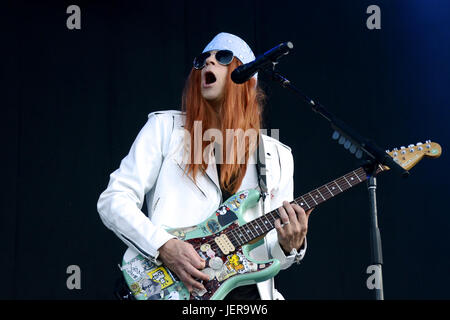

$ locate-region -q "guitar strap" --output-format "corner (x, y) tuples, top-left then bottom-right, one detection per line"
(256, 133), (268, 198)
(255, 133), (275, 300)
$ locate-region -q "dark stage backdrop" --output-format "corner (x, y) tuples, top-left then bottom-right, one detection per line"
(1, 0), (449, 299)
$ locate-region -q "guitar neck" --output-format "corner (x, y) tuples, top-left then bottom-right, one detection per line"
(227, 165), (386, 247)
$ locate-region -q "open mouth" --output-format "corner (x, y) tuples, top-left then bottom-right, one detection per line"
(204, 71), (217, 85)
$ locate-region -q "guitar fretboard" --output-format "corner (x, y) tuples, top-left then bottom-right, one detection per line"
(226, 165), (385, 248)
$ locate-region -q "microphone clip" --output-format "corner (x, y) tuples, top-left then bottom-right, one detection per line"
(261, 67), (291, 88)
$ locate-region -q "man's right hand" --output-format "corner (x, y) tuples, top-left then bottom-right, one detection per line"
(158, 238), (209, 293)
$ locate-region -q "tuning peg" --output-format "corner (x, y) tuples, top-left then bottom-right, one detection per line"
(393, 152), (398, 157)
(385, 149), (390, 153)
(408, 144), (414, 148)
(400, 146), (406, 149)
(416, 142), (423, 145)
(425, 140), (431, 144)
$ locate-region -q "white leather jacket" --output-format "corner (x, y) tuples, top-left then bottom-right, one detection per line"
(97, 110), (307, 300)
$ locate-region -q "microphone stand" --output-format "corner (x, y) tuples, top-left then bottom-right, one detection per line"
(260, 65), (409, 300)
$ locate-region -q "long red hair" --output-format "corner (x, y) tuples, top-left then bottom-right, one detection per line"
(181, 58), (266, 195)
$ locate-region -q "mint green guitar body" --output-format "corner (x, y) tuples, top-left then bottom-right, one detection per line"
(120, 189), (281, 300)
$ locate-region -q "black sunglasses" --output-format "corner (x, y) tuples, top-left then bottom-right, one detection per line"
(193, 50), (234, 69)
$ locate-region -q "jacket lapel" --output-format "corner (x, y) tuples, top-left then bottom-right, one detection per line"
(203, 151), (221, 192)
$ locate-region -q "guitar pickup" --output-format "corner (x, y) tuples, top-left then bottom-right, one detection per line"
(214, 234), (235, 255)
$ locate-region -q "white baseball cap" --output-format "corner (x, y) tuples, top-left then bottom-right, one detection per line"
(202, 32), (257, 81)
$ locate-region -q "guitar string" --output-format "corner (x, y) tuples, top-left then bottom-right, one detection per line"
(294, 168), (367, 208)
(191, 168), (368, 252)
(191, 168), (369, 253)
(210, 170), (366, 250)
(198, 174), (368, 254)
(226, 168), (369, 247)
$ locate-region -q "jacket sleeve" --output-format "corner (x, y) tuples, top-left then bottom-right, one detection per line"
(97, 113), (175, 262)
(266, 144), (307, 270)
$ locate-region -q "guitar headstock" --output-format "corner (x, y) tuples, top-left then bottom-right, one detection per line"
(384, 140), (442, 171)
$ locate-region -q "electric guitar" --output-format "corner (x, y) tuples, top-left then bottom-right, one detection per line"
(120, 141), (441, 300)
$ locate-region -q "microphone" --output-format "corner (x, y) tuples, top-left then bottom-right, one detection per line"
(231, 41), (294, 84)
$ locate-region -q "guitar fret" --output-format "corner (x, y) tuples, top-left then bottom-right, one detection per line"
(325, 184), (334, 197)
(231, 229), (240, 244)
(259, 216), (268, 232)
(232, 229), (243, 247)
(230, 236), (240, 248)
(272, 210), (280, 221)
(301, 196), (312, 209)
(263, 215), (274, 230)
(359, 171), (366, 181)
(298, 197), (306, 208)
(248, 222), (257, 238)
(308, 193), (318, 205)
(234, 232), (243, 247)
(347, 173), (357, 185)
(254, 219), (264, 236)
(310, 191), (320, 204)
(227, 230), (239, 247)
(238, 227), (248, 242)
(343, 176), (352, 187)
(353, 170), (362, 182)
(324, 186), (333, 198)
(334, 181), (343, 192)
(316, 189), (326, 201)
(246, 225), (254, 238)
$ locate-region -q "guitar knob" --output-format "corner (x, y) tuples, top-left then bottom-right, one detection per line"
(209, 257), (224, 270)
